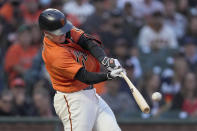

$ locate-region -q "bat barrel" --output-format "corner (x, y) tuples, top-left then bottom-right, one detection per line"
(120, 72), (150, 114)
(144, 107), (150, 114)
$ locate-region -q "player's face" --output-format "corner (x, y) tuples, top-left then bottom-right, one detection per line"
(46, 32), (66, 44)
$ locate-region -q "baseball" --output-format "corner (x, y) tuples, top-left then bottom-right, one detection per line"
(152, 92), (162, 101)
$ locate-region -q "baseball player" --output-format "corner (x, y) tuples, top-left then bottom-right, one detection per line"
(38, 8), (126, 131)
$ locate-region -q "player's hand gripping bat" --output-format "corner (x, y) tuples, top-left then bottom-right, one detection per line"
(120, 72), (150, 114)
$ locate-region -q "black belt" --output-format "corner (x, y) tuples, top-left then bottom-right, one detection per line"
(83, 85), (94, 90)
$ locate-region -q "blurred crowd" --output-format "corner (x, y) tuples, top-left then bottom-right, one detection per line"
(0, 0), (197, 120)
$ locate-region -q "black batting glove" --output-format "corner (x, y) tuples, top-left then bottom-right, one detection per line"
(101, 57), (121, 71)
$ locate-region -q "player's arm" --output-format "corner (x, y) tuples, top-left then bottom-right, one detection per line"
(77, 33), (121, 70)
(75, 67), (124, 85)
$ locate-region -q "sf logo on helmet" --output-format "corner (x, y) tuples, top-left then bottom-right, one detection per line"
(60, 18), (65, 26)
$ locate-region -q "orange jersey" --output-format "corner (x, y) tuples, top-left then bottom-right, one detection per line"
(42, 28), (100, 93)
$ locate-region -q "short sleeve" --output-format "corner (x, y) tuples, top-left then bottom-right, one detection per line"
(52, 50), (82, 79)
(70, 27), (84, 43)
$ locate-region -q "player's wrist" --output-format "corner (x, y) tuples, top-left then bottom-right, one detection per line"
(101, 57), (110, 66)
(106, 72), (113, 80)
(106, 68), (126, 80)
(101, 57), (121, 71)
(101, 57), (115, 71)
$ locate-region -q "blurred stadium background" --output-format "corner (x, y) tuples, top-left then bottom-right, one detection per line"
(0, 0), (197, 130)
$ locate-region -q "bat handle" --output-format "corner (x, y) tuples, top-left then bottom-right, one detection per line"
(120, 72), (127, 79)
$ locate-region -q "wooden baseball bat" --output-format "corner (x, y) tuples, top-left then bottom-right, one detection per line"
(120, 72), (150, 114)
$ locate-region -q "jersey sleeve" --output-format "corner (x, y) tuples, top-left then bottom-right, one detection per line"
(52, 50), (83, 79)
(70, 27), (84, 43)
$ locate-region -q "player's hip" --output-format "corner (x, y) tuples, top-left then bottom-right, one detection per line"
(53, 84), (94, 93)
(54, 87), (97, 105)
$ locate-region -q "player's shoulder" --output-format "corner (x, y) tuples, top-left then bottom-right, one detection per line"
(70, 27), (85, 43)
(51, 46), (71, 58)
(44, 46), (71, 64)
(70, 27), (84, 34)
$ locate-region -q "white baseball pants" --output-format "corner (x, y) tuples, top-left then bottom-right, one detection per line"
(54, 89), (121, 131)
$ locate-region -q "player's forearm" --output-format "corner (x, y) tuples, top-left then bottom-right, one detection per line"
(77, 33), (122, 70)
(75, 67), (108, 84)
(85, 41), (106, 62)
(77, 34), (106, 62)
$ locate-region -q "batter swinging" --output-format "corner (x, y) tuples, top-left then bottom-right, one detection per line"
(38, 8), (126, 131)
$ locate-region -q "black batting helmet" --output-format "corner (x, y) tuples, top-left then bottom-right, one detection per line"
(38, 8), (73, 35)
